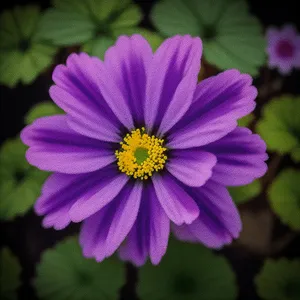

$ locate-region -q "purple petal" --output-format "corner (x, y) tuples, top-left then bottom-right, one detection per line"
(152, 173), (199, 225)
(104, 35), (152, 124)
(21, 116), (115, 174)
(167, 149), (217, 187)
(203, 127), (268, 186)
(51, 53), (123, 142)
(144, 35), (202, 134)
(119, 184), (170, 266)
(79, 182), (143, 261)
(35, 166), (118, 229)
(168, 69), (257, 149)
(69, 170), (129, 222)
(173, 180), (242, 248)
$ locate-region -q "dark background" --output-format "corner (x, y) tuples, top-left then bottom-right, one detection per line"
(1, 0), (300, 300)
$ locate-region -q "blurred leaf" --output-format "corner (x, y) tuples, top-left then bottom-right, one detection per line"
(138, 239), (237, 300)
(238, 114), (254, 127)
(83, 37), (115, 59)
(257, 96), (300, 162)
(151, 0), (266, 75)
(229, 180), (261, 205)
(25, 101), (64, 125)
(35, 236), (125, 300)
(0, 138), (48, 220)
(255, 259), (300, 300)
(113, 27), (163, 50)
(37, 0), (142, 49)
(0, 6), (57, 87)
(269, 169), (300, 230)
(0, 248), (21, 300)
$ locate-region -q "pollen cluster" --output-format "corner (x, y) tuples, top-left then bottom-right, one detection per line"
(115, 128), (167, 180)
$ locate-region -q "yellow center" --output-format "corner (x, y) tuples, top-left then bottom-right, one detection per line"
(115, 128), (167, 180)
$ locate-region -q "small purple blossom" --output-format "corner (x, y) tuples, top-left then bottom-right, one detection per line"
(266, 24), (300, 75)
(21, 35), (267, 266)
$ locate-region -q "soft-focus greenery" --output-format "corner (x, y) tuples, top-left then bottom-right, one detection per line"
(0, 5), (57, 87)
(255, 259), (300, 300)
(25, 101), (64, 125)
(229, 180), (261, 205)
(151, 0), (266, 75)
(138, 239), (237, 300)
(37, 0), (163, 59)
(257, 96), (300, 163)
(35, 236), (125, 300)
(0, 248), (21, 300)
(269, 169), (300, 230)
(0, 138), (48, 220)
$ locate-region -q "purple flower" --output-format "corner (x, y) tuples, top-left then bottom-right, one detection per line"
(266, 24), (300, 75)
(21, 35), (267, 266)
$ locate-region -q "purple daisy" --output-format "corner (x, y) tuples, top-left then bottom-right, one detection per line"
(266, 24), (300, 75)
(21, 35), (267, 266)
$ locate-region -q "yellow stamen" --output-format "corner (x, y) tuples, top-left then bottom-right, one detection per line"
(115, 128), (167, 180)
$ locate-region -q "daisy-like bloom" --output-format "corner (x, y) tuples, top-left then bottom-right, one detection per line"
(266, 24), (300, 75)
(21, 35), (267, 266)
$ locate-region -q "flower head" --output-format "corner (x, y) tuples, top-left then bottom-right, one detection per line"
(266, 24), (300, 75)
(21, 34), (267, 266)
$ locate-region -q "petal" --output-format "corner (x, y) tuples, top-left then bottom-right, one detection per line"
(69, 169), (129, 222)
(21, 115), (116, 174)
(119, 184), (170, 266)
(35, 166), (117, 229)
(152, 173), (199, 225)
(104, 35), (152, 125)
(173, 180), (242, 248)
(79, 182), (143, 261)
(203, 127), (268, 186)
(144, 35), (202, 134)
(168, 69), (257, 149)
(166, 149), (217, 187)
(51, 53), (122, 142)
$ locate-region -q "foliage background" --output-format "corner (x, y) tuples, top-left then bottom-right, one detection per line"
(0, 0), (300, 300)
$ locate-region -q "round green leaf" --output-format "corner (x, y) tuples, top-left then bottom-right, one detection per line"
(25, 101), (64, 125)
(83, 37), (115, 59)
(0, 248), (21, 300)
(257, 96), (300, 162)
(237, 114), (254, 128)
(0, 138), (48, 220)
(35, 236), (125, 300)
(138, 239), (237, 300)
(229, 180), (261, 205)
(151, 0), (266, 75)
(37, 0), (142, 48)
(268, 169), (300, 230)
(113, 27), (164, 50)
(0, 5), (57, 87)
(255, 259), (300, 300)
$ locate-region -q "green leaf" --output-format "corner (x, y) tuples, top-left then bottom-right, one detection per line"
(151, 0), (266, 75)
(113, 27), (164, 50)
(229, 181), (261, 205)
(110, 4), (142, 29)
(0, 248), (21, 300)
(257, 96), (300, 162)
(238, 114), (254, 127)
(268, 169), (300, 230)
(35, 9), (95, 46)
(0, 138), (48, 220)
(138, 239), (237, 300)
(0, 5), (57, 87)
(37, 0), (142, 48)
(255, 259), (300, 300)
(35, 236), (125, 300)
(25, 101), (64, 125)
(83, 37), (115, 59)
